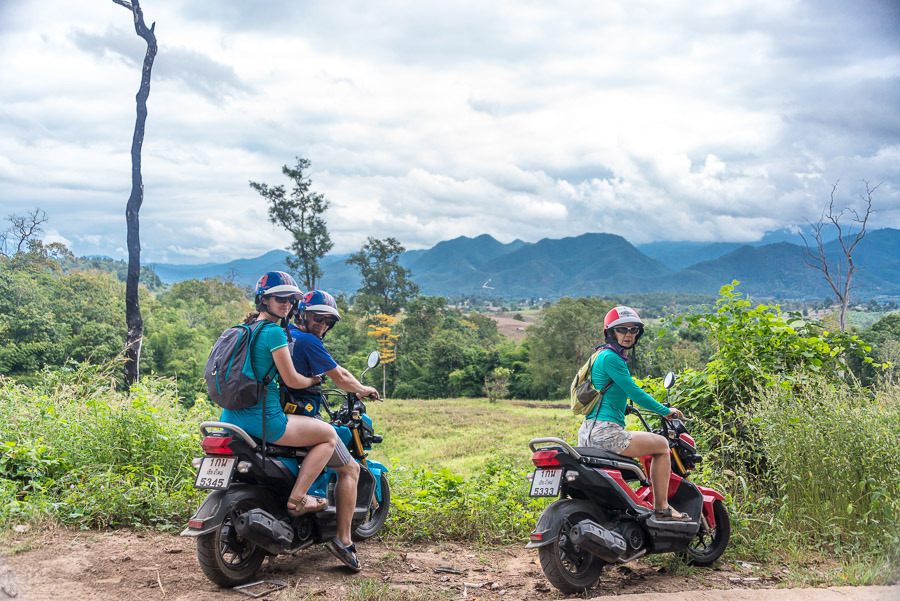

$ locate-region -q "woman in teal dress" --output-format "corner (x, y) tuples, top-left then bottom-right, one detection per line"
(220, 271), (337, 518)
(577, 306), (690, 521)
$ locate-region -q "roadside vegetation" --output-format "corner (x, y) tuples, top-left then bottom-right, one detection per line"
(2, 245), (900, 587)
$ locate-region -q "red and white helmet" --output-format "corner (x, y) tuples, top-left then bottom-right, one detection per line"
(603, 306), (644, 346)
(604, 306), (644, 330)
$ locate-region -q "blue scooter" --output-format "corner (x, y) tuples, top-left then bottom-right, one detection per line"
(181, 351), (389, 587)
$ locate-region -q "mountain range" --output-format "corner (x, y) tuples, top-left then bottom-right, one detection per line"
(147, 228), (900, 300)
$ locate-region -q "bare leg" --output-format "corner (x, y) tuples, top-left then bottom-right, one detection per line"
(620, 431), (686, 518)
(333, 461), (360, 546)
(275, 415), (337, 511)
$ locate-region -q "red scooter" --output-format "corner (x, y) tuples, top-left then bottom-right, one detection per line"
(526, 372), (730, 594)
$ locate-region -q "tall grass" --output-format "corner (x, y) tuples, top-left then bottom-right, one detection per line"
(733, 377), (900, 557)
(0, 361), (215, 530)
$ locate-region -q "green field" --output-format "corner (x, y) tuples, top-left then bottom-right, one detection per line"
(365, 397), (576, 476)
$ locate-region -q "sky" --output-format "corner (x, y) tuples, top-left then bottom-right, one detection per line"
(0, 0), (898, 264)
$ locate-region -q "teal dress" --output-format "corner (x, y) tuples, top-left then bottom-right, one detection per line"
(220, 321), (289, 442)
(587, 349), (670, 425)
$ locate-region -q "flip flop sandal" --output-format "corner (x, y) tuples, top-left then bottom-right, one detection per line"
(326, 538), (362, 572)
(286, 494), (327, 517)
(653, 506), (692, 522)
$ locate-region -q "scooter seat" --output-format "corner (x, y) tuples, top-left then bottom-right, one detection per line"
(246, 435), (310, 458)
(574, 447), (649, 485)
(575, 447), (640, 465)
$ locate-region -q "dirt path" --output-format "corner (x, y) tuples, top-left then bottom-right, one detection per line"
(0, 528), (896, 601)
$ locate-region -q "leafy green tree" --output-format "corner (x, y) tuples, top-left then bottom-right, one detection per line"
(670, 281), (880, 419)
(250, 157), (333, 290)
(526, 297), (616, 398)
(347, 237), (419, 315)
(849, 313), (900, 385)
(143, 278), (251, 402)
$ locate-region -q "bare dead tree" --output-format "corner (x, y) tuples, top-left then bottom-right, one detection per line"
(801, 180), (879, 331)
(0, 208), (48, 257)
(114, 0), (157, 387)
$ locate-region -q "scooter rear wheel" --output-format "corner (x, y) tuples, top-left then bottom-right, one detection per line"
(682, 499), (730, 566)
(537, 508), (607, 594)
(197, 496), (268, 587)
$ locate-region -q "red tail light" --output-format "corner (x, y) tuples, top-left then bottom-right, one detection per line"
(201, 436), (234, 455)
(530, 532), (544, 542)
(532, 450), (560, 467)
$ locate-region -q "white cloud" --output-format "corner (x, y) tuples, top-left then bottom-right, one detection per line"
(0, 0), (897, 263)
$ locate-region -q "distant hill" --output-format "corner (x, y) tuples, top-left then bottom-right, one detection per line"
(638, 225), (841, 270)
(144, 228), (900, 300)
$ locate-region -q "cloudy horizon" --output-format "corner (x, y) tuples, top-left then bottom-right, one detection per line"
(1, 0), (898, 265)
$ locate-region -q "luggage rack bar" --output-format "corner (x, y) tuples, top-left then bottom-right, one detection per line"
(529, 437), (582, 460)
(200, 421), (259, 448)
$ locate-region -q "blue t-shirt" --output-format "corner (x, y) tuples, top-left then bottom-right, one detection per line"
(288, 325), (338, 376)
(220, 321), (289, 442)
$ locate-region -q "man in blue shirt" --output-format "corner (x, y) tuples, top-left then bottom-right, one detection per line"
(288, 290), (379, 571)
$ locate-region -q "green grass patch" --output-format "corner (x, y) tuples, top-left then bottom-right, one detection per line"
(367, 397), (576, 477)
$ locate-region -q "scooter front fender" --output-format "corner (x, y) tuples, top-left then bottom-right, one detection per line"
(179, 484), (281, 537)
(525, 498), (597, 549)
(366, 459), (389, 502)
(697, 485), (726, 529)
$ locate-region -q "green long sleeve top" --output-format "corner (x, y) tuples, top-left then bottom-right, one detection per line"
(587, 349), (670, 427)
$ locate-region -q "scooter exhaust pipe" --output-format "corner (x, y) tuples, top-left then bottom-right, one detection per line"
(568, 520), (628, 563)
(233, 508), (294, 555)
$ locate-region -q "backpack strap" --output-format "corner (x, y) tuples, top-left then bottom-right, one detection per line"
(247, 320), (279, 385)
(586, 349), (615, 420)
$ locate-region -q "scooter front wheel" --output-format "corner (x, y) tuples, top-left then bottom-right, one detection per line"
(537, 506), (606, 594)
(353, 472), (390, 541)
(682, 499), (730, 566)
(197, 495), (268, 587)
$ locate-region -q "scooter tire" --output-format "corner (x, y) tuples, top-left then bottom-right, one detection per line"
(682, 499), (730, 566)
(196, 494), (269, 587)
(353, 473), (390, 541)
(537, 508), (606, 594)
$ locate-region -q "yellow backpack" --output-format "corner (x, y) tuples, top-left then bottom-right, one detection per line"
(569, 348), (614, 415)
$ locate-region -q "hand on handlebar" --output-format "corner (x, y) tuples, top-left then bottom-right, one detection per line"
(356, 386), (380, 401)
(665, 407), (685, 420)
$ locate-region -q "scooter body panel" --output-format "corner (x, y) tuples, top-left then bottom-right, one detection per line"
(180, 483), (281, 537)
(525, 498), (599, 549)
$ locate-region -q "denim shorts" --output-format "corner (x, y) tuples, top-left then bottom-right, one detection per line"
(578, 419), (633, 453)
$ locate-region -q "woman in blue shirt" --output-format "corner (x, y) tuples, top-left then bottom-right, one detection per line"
(220, 272), (337, 518)
(577, 306), (690, 521)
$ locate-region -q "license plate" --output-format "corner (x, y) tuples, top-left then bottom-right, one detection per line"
(194, 456), (237, 490)
(529, 468), (563, 497)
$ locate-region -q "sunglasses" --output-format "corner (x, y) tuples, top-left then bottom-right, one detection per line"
(309, 312), (337, 326)
(612, 326), (642, 335)
(269, 295), (294, 304)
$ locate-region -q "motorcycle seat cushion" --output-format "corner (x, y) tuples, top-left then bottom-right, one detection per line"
(575, 446), (642, 467)
(247, 435), (310, 458)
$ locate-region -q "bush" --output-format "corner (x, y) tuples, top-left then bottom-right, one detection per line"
(741, 377), (900, 555)
(0, 360), (215, 530)
(387, 458), (548, 544)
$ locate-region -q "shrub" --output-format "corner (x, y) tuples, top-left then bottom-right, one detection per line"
(0, 360), (215, 530)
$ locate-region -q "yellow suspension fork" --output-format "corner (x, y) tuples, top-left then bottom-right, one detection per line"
(351, 427), (368, 468)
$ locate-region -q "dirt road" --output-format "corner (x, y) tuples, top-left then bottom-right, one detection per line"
(0, 528), (896, 601)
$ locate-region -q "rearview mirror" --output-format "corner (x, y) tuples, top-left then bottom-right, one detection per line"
(663, 371), (676, 389)
(367, 351), (381, 369)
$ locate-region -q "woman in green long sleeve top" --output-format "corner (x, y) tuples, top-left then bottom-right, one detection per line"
(577, 306), (690, 521)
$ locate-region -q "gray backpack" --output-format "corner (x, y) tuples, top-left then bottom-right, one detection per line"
(204, 321), (278, 410)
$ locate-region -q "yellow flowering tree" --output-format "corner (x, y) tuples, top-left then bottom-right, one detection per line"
(367, 314), (399, 397)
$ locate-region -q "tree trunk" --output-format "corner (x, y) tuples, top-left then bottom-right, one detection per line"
(116, 0), (157, 387)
